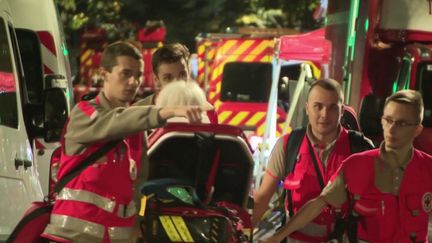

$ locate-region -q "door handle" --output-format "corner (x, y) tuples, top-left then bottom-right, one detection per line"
(14, 158), (32, 170)
(14, 158), (24, 170)
(23, 160), (32, 170)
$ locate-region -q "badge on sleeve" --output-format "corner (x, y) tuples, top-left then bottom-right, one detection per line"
(422, 192), (432, 213)
(129, 158), (137, 180)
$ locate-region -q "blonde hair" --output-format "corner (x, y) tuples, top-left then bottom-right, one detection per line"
(156, 80), (212, 109)
(385, 89), (424, 123)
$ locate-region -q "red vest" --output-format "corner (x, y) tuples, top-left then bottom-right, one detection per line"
(50, 99), (143, 242)
(283, 128), (352, 242)
(344, 149), (432, 243)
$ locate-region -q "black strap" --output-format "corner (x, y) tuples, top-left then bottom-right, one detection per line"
(284, 128), (307, 176)
(194, 132), (217, 203)
(305, 130), (374, 190)
(6, 203), (53, 243)
(306, 138), (325, 188)
(52, 140), (121, 194)
(283, 128), (306, 218)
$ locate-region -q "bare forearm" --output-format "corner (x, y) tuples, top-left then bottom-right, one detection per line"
(252, 199), (270, 227)
(252, 175), (279, 227)
(271, 196), (327, 242)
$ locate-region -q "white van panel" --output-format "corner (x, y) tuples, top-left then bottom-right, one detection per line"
(7, 0), (73, 196)
(0, 3), (43, 239)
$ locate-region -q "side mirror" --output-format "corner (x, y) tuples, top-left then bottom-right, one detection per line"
(43, 88), (68, 142)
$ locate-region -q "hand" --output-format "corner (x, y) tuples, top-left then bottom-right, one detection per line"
(159, 106), (203, 123)
(180, 106), (202, 123)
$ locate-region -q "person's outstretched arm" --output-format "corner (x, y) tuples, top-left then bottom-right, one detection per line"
(252, 137), (286, 227)
(259, 195), (328, 243)
(259, 170), (348, 243)
(252, 173), (279, 226)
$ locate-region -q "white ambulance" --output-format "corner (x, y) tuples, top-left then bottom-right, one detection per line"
(8, 0), (73, 196)
(0, 0), (71, 240)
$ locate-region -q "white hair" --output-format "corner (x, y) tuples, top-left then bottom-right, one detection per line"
(155, 80), (213, 123)
(156, 80), (212, 109)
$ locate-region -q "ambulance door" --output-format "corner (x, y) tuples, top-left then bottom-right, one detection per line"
(0, 12), (43, 241)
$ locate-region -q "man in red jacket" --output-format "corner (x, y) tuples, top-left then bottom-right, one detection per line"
(261, 89), (432, 243)
(253, 79), (373, 242)
(43, 41), (203, 243)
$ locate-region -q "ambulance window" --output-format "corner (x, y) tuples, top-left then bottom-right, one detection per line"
(0, 19), (18, 128)
(221, 62), (272, 102)
(416, 62), (432, 127)
(16, 29), (43, 104)
(0, 20), (13, 72)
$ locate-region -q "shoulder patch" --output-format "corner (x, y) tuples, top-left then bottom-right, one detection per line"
(422, 192), (432, 213)
(77, 101), (98, 119)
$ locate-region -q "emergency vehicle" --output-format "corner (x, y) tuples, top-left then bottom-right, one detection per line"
(325, 0), (432, 152)
(8, 0), (73, 196)
(75, 22), (166, 101)
(195, 28), (325, 143)
(0, 0), (71, 240)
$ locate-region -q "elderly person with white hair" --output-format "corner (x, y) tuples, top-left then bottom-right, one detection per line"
(155, 80), (217, 123)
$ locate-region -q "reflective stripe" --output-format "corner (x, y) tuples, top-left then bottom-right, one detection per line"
(159, 216), (182, 242)
(355, 202), (379, 214)
(57, 188), (116, 213)
(58, 188), (136, 218)
(51, 214), (104, 238)
(108, 226), (134, 240)
(117, 201), (137, 218)
(51, 214), (133, 240)
(171, 216), (194, 242)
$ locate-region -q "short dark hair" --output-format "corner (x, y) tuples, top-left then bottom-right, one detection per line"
(100, 41), (142, 72)
(384, 89), (424, 122)
(152, 43), (190, 74)
(308, 78), (344, 103)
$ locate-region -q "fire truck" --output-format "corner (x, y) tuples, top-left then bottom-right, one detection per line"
(75, 22), (166, 102)
(325, 0), (432, 152)
(195, 28), (325, 144)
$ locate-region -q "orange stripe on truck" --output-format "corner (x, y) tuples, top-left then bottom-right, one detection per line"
(81, 49), (92, 63)
(228, 111), (249, 126)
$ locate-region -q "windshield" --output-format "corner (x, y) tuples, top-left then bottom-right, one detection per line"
(220, 62), (301, 103)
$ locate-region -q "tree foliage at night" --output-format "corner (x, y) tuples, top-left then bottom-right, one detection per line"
(55, 0), (321, 48)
